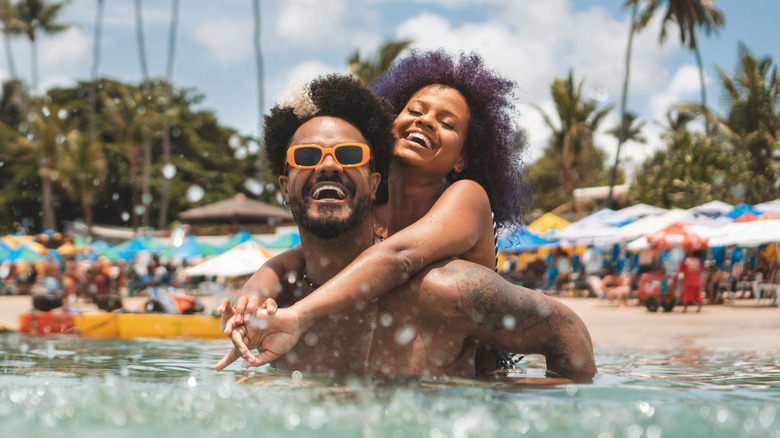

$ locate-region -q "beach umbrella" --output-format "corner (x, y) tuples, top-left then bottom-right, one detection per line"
(646, 223), (708, 251)
(221, 229), (263, 251)
(185, 240), (273, 277)
(115, 236), (169, 254)
(1, 245), (46, 262)
(527, 213), (570, 234)
(163, 236), (223, 260)
(265, 231), (301, 249)
(689, 200), (733, 217)
(498, 226), (557, 252)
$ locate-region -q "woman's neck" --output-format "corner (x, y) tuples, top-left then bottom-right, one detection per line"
(386, 161), (447, 235)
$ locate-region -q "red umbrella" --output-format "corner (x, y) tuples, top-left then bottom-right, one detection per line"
(646, 223), (708, 251)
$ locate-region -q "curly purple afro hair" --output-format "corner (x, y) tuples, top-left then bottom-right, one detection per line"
(372, 49), (531, 231)
(264, 74), (395, 182)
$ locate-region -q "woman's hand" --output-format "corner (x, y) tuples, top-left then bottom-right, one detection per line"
(214, 306), (304, 370)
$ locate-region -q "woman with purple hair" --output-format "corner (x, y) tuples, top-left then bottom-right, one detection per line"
(225, 50), (530, 373)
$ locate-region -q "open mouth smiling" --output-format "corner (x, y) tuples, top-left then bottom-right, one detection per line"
(312, 184), (346, 201)
(405, 132), (433, 150)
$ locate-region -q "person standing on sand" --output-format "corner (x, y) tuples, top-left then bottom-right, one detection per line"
(678, 250), (703, 313)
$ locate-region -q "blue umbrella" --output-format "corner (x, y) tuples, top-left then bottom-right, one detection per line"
(164, 236), (223, 260)
(265, 231), (301, 249)
(221, 229), (262, 251)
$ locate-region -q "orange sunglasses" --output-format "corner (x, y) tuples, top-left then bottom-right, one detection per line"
(286, 143), (371, 169)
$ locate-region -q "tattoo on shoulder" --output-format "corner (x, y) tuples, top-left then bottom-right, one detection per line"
(449, 264), (559, 333)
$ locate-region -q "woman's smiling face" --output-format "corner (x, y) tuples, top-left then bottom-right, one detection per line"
(392, 85), (470, 175)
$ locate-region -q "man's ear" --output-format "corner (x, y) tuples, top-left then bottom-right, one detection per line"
(278, 175), (290, 205)
(453, 153), (468, 174)
(369, 172), (381, 201)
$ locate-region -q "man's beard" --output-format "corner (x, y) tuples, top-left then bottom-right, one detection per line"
(288, 193), (372, 240)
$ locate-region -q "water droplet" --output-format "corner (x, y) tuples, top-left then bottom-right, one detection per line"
(42, 106), (51, 117)
(137, 106), (146, 115)
(502, 314), (516, 329)
(57, 108), (68, 120)
(304, 332), (318, 346)
(318, 257), (330, 268)
(186, 185), (205, 202)
(286, 272), (298, 284)
(244, 178), (264, 195)
(121, 212), (130, 222)
(162, 163), (177, 179)
(187, 376), (197, 387)
(228, 134), (241, 149)
(172, 127), (181, 137)
(112, 193), (119, 201)
(234, 146), (248, 160)
(380, 313), (393, 327)
(50, 172), (60, 182)
(247, 140), (260, 154)
(394, 325), (416, 345)
(291, 370), (303, 380)
(716, 409), (729, 423)
(56, 134), (66, 144)
(275, 192), (285, 205)
(134, 205), (146, 215)
(92, 178), (100, 186)
(142, 193), (153, 205)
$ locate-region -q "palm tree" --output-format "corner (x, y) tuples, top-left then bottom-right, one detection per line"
(705, 44), (780, 203)
(535, 69), (613, 212)
(252, 0), (263, 139)
(629, 0), (724, 133)
(0, 0), (19, 79)
(57, 129), (107, 229)
(349, 39), (413, 85)
(158, 0), (179, 229)
(607, 2), (639, 208)
(134, 0), (153, 227)
(12, 0), (71, 231)
(89, 0), (104, 146)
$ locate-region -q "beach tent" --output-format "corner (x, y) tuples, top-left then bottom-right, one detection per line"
(547, 223), (628, 245)
(754, 198), (780, 213)
(689, 200), (733, 217)
(722, 203), (761, 220)
(572, 208), (635, 227)
(178, 193), (293, 224)
(1, 245), (46, 262)
(707, 219), (780, 247)
(527, 213), (570, 234)
(617, 209), (691, 240)
(617, 203), (667, 219)
(185, 240), (273, 277)
(498, 226), (557, 252)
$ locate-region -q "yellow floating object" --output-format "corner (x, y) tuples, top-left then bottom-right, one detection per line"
(20, 312), (224, 339)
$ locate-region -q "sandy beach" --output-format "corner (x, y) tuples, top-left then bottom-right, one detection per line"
(1, 294), (778, 353)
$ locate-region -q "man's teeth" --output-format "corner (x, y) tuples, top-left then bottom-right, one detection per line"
(312, 185), (346, 200)
(407, 132), (432, 149)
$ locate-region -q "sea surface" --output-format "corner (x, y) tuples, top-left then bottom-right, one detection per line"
(0, 334), (778, 437)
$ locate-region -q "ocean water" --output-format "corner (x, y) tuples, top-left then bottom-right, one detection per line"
(0, 334), (778, 438)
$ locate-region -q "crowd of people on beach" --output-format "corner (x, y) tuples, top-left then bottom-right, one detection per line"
(498, 242), (780, 309)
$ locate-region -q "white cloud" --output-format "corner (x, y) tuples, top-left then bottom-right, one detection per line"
(276, 0), (348, 48)
(650, 64), (701, 123)
(193, 17), (254, 63)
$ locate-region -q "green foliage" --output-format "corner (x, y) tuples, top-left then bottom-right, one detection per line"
(531, 69), (613, 212)
(0, 78), (267, 232)
(629, 130), (753, 208)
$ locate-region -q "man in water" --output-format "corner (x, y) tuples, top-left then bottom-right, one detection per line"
(217, 75), (596, 381)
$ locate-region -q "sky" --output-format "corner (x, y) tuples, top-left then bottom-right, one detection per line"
(2, 0), (778, 177)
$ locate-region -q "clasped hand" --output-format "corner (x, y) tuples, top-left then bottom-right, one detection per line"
(214, 296), (303, 370)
